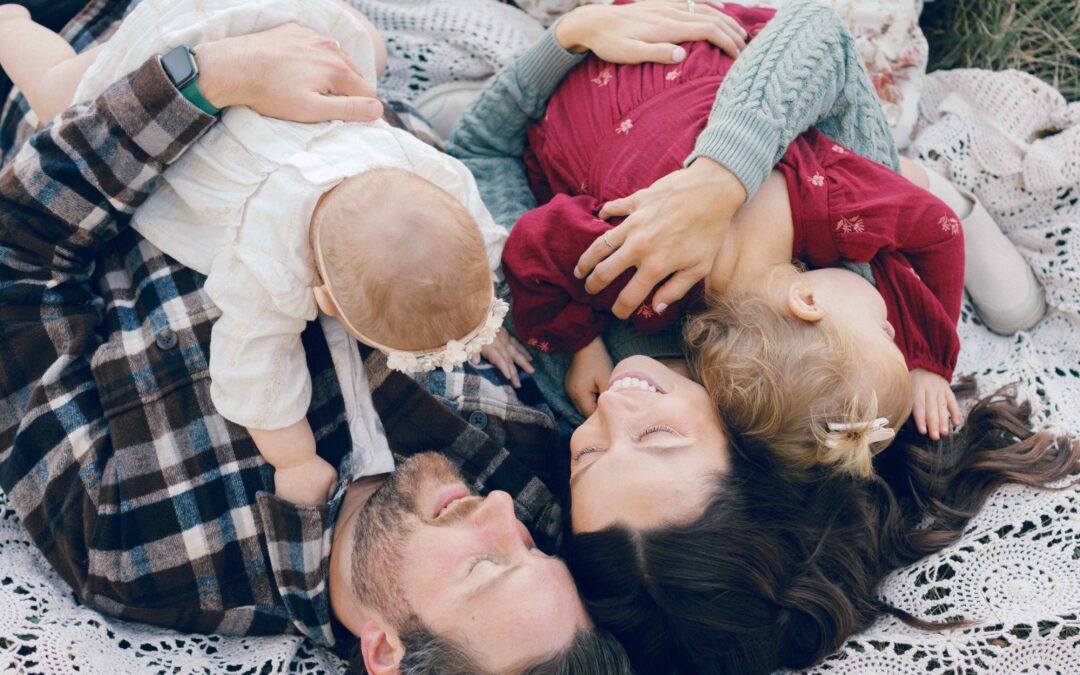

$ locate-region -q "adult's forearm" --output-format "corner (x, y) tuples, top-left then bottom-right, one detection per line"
(0, 57), (212, 397)
(689, 0), (899, 198)
(445, 24), (584, 230)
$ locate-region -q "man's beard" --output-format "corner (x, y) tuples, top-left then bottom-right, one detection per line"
(349, 452), (464, 626)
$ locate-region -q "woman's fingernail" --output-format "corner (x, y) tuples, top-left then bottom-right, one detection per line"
(574, 266), (583, 279)
(364, 101), (382, 118)
(655, 302), (668, 314)
(742, 28), (748, 39)
(672, 46), (686, 63)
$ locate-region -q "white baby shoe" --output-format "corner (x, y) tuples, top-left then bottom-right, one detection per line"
(413, 80), (488, 142)
(925, 168), (1046, 335)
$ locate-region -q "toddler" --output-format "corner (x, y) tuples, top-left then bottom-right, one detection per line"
(502, 3), (967, 477)
(0, 0), (512, 504)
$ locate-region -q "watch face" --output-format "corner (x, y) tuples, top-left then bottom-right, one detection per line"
(161, 46), (197, 89)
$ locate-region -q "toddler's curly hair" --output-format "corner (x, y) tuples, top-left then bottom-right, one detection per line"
(685, 292), (913, 479)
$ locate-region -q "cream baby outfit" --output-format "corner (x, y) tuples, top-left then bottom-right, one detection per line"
(71, 0), (508, 454)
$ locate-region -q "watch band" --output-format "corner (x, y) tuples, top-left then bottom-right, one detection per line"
(161, 45), (221, 116)
(180, 76), (221, 116)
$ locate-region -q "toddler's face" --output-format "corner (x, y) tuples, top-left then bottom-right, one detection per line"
(801, 267), (907, 377)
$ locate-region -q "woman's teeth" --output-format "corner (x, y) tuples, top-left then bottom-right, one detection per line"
(608, 377), (658, 393)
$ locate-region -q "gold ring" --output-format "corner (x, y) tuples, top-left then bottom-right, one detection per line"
(603, 230), (618, 250)
(334, 39), (342, 51)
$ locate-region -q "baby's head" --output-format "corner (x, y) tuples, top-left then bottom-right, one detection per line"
(311, 169), (495, 365)
(686, 268), (912, 479)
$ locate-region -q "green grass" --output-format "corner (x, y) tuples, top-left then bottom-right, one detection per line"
(920, 0), (1080, 101)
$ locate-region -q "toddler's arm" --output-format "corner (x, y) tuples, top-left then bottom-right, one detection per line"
(0, 6), (102, 124)
(249, 420), (338, 505)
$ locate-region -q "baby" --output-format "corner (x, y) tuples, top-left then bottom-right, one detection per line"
(0, 0), (515, 504)
(502, 3), (965, 478)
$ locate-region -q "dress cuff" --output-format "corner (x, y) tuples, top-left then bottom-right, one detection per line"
(686, 106), (783, 199)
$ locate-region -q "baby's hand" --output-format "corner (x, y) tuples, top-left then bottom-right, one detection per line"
(478, 330), (535, 388)
(566, 337), (615, 416)
(274, 455), (338, 506)
(910, 369), (962, 440)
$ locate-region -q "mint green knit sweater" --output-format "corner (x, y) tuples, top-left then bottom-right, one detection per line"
(447, 0), (900, 428)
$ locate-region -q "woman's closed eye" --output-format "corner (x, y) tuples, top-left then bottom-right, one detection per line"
(634, 424), (680, 441)
(572, 446), (601, 463)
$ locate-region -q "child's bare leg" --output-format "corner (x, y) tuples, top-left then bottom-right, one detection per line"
(0, 5), (100, 124)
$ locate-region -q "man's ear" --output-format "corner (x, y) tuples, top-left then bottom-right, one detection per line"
(314, 285), (340, 317)
(360, 619), (405, 675)
(786, 277), (824, 323)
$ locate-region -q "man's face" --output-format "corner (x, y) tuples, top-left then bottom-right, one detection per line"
(351, 453), (590, 672)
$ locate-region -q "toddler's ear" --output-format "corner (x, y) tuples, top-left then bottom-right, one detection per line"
(786, 277), (824, 323)
(314, 285), (340, 317)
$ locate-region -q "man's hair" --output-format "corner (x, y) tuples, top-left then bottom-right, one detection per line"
(685, 291), (912, 480)
(567, 380), (1080, 674)
(347, 617), (634, 674)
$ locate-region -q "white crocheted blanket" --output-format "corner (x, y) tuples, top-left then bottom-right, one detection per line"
(3, 1), (1079, 673)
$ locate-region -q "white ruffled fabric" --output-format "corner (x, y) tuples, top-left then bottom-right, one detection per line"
(73, 0), (507, 432)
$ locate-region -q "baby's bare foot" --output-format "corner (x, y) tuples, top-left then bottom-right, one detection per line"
(0, 4), (31, 22)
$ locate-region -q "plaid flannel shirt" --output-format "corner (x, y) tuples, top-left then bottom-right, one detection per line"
(0, 16), (566, 650)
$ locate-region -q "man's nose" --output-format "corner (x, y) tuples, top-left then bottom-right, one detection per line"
(470, 491), (526, 550)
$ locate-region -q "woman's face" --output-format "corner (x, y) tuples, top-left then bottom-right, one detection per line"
(569, 356), (731, 533)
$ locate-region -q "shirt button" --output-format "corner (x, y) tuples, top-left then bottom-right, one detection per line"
(155, 327), (178, 350)
(468, 411), (488, 430)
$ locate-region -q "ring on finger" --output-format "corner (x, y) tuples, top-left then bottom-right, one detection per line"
(333, 39), (342, 51)
(686, 0), (696, 13)
(603, 230), (618, 250)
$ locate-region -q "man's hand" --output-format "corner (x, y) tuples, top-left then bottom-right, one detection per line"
(576, 157), (746, 319)
(566, 337), (615, 416)
(478, 330), (535, 388)
(556, 0), (747, 64)
(196, 23), (383, 123)
(910, 369), (962, 440)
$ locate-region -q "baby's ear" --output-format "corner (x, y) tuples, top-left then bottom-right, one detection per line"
(786, 277), (824, 323)
(314, 285), (340, 317)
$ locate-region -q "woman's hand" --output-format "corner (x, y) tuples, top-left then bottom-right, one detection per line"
(566, 337), (615, 416)
(910, 369), (962, 440)
(575, 157), (746, 319)
(195, 23), (384, 123)
(556, 0), (747, 64)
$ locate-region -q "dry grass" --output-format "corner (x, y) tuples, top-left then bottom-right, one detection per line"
(920, 0), (1080, 101)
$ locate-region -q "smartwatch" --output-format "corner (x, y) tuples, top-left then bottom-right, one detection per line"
(160, 45), (221, 116)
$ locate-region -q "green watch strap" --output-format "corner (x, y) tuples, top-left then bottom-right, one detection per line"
(179, 78), (221, 116)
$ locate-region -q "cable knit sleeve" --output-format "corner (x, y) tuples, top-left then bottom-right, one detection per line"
(688, 0), (900, 198)
(446, 23), (585, 231)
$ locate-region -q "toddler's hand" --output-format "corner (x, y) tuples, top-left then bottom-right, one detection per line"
(478, 330), (535, 388)
(910, 369), (962, 440)
(274, 455), (338, 506)
(566, 337), (615, 416)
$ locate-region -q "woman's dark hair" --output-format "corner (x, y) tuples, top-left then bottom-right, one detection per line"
(566, 379), (1079, 674)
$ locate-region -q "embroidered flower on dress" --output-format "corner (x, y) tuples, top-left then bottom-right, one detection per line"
(616, 119), (634, 135)
(831, 144), (847, 154)
(939, 215), (960, 235)
(527, 337), (551, 353)
(636, 305), (656, 319)
(592, 69), (613, 87)
(665, 70), (682, 81)
(810, 172), (825, 187)
(836, 215), (865, 234)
